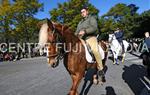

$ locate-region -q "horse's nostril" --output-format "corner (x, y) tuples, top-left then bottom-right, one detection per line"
(51, 63), (57, 68)
(51, 61), (59, 68)
(51, 63), (56, 68)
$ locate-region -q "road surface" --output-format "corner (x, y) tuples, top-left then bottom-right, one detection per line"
(0, 53), (149, 95)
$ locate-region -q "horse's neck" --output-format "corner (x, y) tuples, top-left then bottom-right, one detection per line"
(112, 39), (117, 43)
(61, 31), (83, 54)
(54, 23), (81, 46)
(64, 31), (80, 45)
(111, 39), (119, 47)
(57, 27), (80, 45)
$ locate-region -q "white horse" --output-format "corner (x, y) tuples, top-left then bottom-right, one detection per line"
(108, 33), (129, 64)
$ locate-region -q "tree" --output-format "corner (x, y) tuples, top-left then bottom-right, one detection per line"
(128, 4), (139, 16)
(50, 0), (99, 31)
(12, 0), (43, 42)
(99, 17), (114, 33)
(102, 3), (139, 38)
(0, 0), (14, 42)
(131, 10), (150, 38)
(0, 0), (43, 43)
(104, 3), (131, 22)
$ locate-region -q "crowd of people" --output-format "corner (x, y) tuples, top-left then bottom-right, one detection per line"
(0, 45), (41, 62)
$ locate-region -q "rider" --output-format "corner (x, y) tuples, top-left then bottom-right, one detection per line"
(75, 6), (105, 82)
(114, 28), (125, 54)
(143, 32), (150, 77)
(144, 32), (150, 51)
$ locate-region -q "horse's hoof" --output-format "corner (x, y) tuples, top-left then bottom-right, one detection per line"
(113, 62), (116, 65)
(47, 64), (51, 68)
(93, 78), (99, 85)
(98, 78), (105, 85)
(68, 91), (78, 95)
(98, 81), (104, 85)
(116, 63), (119, 65)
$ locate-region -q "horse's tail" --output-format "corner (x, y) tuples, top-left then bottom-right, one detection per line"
(38, 23), (49, 48)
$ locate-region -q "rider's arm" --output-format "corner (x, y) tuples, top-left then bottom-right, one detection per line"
(75, 25), (79, 36)
(75, 22), (81, 36)
(145, 38), (150, 48)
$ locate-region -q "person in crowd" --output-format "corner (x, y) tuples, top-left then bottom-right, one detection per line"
(140, 32), (150, 78)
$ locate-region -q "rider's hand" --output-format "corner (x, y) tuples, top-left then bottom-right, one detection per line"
(78, 30), (85, 36)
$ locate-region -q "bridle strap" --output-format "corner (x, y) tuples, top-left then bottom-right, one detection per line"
(47, 24), (66, 60)
(110, 34), (115, 43)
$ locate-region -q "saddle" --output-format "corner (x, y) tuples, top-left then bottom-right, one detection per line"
(80, 39), (105, 63)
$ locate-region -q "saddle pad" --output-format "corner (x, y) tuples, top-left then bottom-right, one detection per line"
(83, 43), (105, 63)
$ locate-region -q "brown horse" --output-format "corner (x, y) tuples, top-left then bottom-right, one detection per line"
(38, 19), (108, 95)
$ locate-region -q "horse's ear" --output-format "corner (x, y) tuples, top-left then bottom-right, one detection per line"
(47, 18), (54, 30)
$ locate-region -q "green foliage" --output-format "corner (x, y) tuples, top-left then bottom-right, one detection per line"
(49, 2), (150, 38)
(106, 3), (130, 20)
(131, 10), (150, 38)
(0, 0), (149, 42)
(0, 0), (14, 42)
(50, 0), (99, 31)
(100, 3), (142, 38)
(0, 0), (43, 43)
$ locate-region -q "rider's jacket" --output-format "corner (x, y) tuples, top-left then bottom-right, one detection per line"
(114, 31), (124, 43)
(145, 37), (150, 49)
(75, 14), (98, 40)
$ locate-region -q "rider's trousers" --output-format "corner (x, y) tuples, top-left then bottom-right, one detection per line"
(86, 37), (103, 70)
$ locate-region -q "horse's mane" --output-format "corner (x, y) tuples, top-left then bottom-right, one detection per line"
(53, 22), (73, 34)
(53, 22), (80, 43)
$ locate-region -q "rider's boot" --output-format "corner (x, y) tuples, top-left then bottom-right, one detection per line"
(97, 70), (106, 83)
(115, 58), (119, 65)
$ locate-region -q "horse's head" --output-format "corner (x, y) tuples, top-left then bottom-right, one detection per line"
(38, 19), (64, 68)
(108, 33), (116, 43)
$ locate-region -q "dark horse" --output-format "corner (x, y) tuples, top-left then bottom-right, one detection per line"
(38, 19), (108, 95)
(140, 50), (150, 78)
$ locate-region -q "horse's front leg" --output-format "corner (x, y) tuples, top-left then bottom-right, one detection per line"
(113, 51), (119, 65)
(112, 51), (118, 65)
(121, 53), (125, 63)
(68, 73), (83, 95)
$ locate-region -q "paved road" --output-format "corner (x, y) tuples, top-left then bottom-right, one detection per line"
(0, 53), (149, 95)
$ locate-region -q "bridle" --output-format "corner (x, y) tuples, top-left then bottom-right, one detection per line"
(109, 34), (115, 44)
(47, 24), (65, 60)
